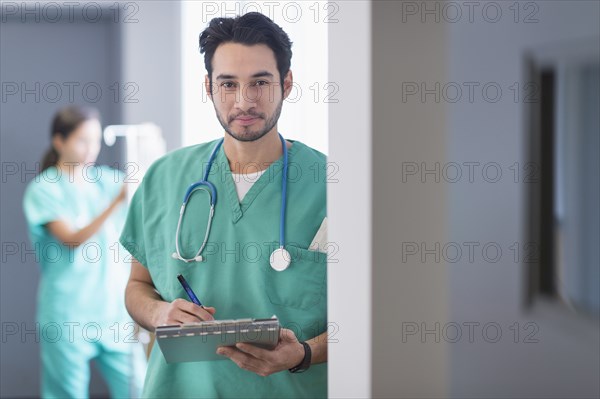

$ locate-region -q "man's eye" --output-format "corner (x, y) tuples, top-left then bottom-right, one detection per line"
(222, 82), (236, 89)
(254, 80), (269, 86)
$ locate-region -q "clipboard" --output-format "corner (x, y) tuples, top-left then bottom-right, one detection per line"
(155, 316), (280, 363)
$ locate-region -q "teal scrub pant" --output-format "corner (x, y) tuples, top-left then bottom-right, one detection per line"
(41, 338), (146, 399)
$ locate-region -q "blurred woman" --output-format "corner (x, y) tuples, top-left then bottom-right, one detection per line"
(22, 106), (145, 398)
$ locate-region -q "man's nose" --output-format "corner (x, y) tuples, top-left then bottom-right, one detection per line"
(234, 84), (258, 110)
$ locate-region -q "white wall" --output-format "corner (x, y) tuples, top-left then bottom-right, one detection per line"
(121, 1), (182, 151)
(327, 1), (372, 397)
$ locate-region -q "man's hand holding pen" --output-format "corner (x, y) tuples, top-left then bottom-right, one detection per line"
(153, 298), (217, 326)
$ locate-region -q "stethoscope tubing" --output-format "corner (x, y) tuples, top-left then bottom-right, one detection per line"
(173, 133), (289, 264)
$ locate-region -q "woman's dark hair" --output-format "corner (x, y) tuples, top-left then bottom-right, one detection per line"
(199, 12), (293, 93)
(40, 105), (100, 172)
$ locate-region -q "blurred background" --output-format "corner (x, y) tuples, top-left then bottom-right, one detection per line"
(1, 1), (598, 398)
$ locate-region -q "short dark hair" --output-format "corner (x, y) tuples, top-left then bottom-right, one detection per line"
(199, 12), (293, 92)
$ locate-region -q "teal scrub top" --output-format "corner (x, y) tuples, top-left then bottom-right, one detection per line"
(119, 139), (328, 398)
(23, 165), (133, 346)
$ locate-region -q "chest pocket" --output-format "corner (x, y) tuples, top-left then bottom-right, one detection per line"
(264, 246), (327, 310)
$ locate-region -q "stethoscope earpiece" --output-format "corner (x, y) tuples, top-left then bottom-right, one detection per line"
(172, 252), (203, 263)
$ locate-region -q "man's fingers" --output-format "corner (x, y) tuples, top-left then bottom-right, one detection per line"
(203, 306), (217, 315)
(217, 347), (264, 374)
(176, 313), (207, 325)
(234, 343), (272, 362)
(279, 328), (298, 342)
(178, 299), (215, 320)
(188, 304), (215, 321)
(171, 299), (215, 321)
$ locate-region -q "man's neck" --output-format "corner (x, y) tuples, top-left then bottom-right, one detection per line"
(223, 130), (292, 174)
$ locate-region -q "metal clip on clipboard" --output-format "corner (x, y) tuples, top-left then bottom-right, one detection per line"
(155, 316), (280, 363)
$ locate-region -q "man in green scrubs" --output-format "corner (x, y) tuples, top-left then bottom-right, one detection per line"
(120, 12), (328, 398)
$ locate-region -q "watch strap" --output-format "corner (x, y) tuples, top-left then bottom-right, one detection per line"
(288, 341), (311, 373)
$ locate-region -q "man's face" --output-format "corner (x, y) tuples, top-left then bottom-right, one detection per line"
(205, 42), (292, 142)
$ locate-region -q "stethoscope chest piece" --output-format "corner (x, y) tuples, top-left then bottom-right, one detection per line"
(270, 247), (291, 272)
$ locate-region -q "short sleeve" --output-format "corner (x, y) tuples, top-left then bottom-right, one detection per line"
(119, 178), (149, 268)
(22, 178), (66, 236)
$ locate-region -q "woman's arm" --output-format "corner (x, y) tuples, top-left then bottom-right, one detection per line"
(46, 183), (126, 247)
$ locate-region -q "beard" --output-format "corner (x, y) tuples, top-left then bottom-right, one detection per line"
(215, 99), (283, 142)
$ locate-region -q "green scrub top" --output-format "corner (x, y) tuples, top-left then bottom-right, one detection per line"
(119, 138), (328, 398)
(22, 165), (132, 347)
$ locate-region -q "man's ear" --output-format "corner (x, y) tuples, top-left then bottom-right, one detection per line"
(204, 74), (214, 102)
(282, 70), (294, 100)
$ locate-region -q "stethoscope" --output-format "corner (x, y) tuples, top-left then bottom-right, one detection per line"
(171, 133), (292, 272)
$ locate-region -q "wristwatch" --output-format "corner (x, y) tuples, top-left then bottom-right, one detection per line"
(288, 341), (311, 373)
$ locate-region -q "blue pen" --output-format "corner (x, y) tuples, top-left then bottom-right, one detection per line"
(177, 274), (205, 309)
